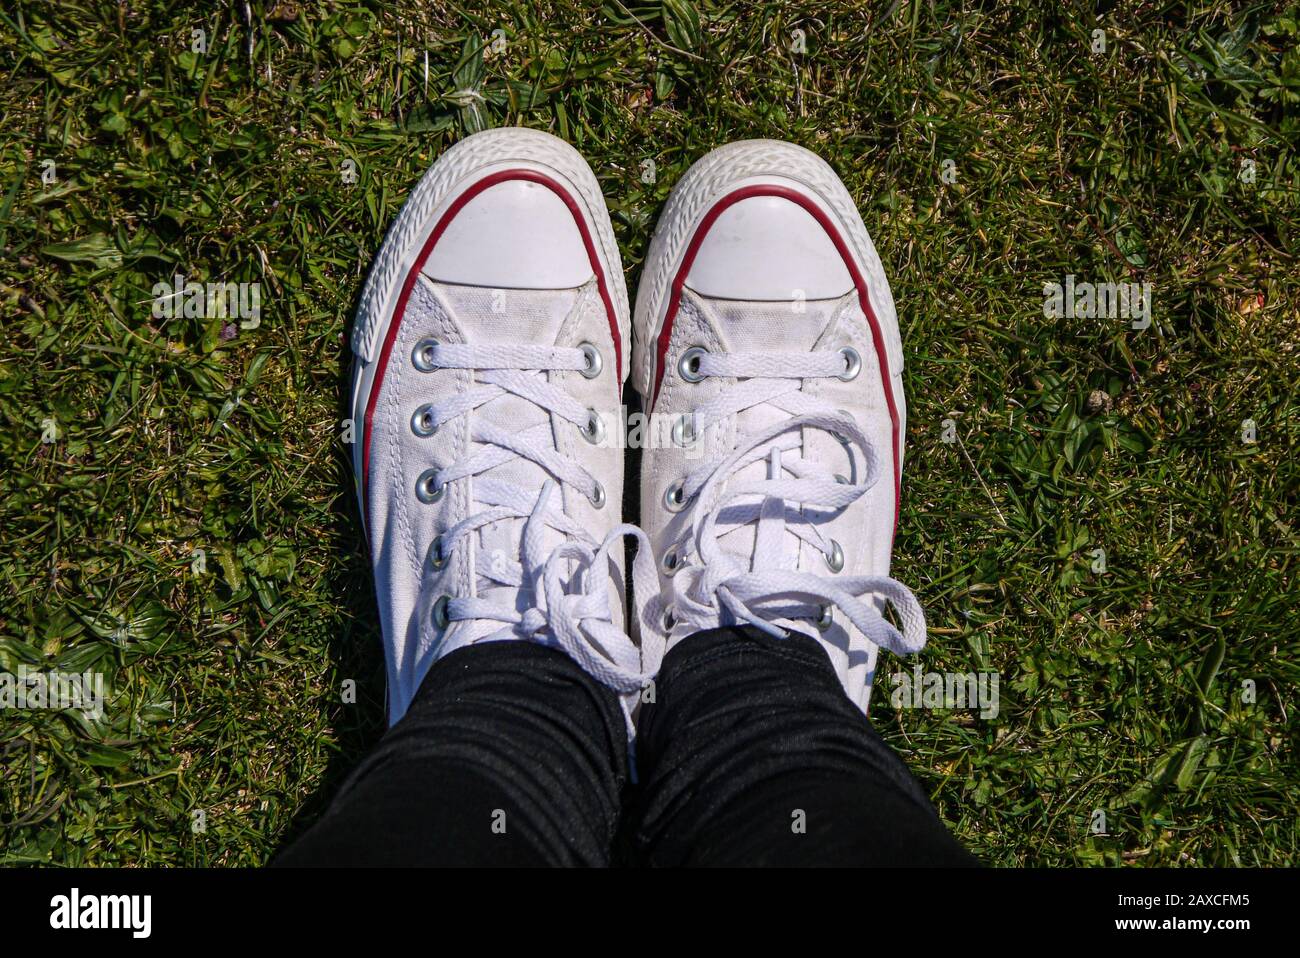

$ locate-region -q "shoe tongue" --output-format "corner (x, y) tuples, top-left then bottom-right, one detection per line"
(430, 282), (581, 640)
(688, 292), (842, 571)
(696, 293), (839, 353)
(434, 283), (578, 343)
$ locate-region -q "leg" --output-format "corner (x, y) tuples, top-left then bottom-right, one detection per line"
(310, 129), (658, 865)
(630, 625), (975, 867)
(629, 138), (969, 865)
(275, 642), (628, 867)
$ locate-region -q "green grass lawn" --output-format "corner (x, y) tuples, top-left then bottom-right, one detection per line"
(1, 0), (1297, 866)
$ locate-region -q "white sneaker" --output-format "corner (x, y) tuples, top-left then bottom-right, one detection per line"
(632, 139), (927, 712)
(350, 128), (656, 728)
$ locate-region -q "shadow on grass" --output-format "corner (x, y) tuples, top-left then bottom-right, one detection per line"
(268, 304), (387, 858)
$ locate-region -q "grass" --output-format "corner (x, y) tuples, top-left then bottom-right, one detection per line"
(1, 0), (1297, 866)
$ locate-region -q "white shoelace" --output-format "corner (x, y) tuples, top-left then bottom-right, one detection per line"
(420, 342), (659, 732)
(651, 348), (927, 658)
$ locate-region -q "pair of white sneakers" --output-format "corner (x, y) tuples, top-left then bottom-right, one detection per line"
(349, 128), (927, 731)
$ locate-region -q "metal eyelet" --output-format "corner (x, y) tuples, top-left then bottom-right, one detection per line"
(431, 595), (450, 629)
(671, 414), (697, 447)
(415, 469), (444, 503)
(578, 342), (603, 379)
(815, 605), (834, 631)
(661, 547), (681, 576)
(410, 404), (438, 437)
(588, 481), (606, 509)
(838, 346), (861, 381)
(824, 539), (844, 573)
(580, 409), (605, 444)
(412, 338), (439, 372)
(663, 480), (689, 512)
(430, 535), (447, 570)
(677, 346), (707, 383)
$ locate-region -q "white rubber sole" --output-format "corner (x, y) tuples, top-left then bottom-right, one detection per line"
(348, 127), (630, 514)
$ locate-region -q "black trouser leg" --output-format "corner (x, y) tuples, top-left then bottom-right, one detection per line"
(630, 625), (976, 867)
(274, 642), (628, 867)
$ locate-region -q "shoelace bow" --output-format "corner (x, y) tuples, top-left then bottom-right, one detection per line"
(651, 348), (927, 657)
(422, 342), (660, 732)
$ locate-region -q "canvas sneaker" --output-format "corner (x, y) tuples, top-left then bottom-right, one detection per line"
(350, 127), (657, 729)
(631, 139), (927, 712)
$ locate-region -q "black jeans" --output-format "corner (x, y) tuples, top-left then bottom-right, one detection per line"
(275, 625), (975, 867)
